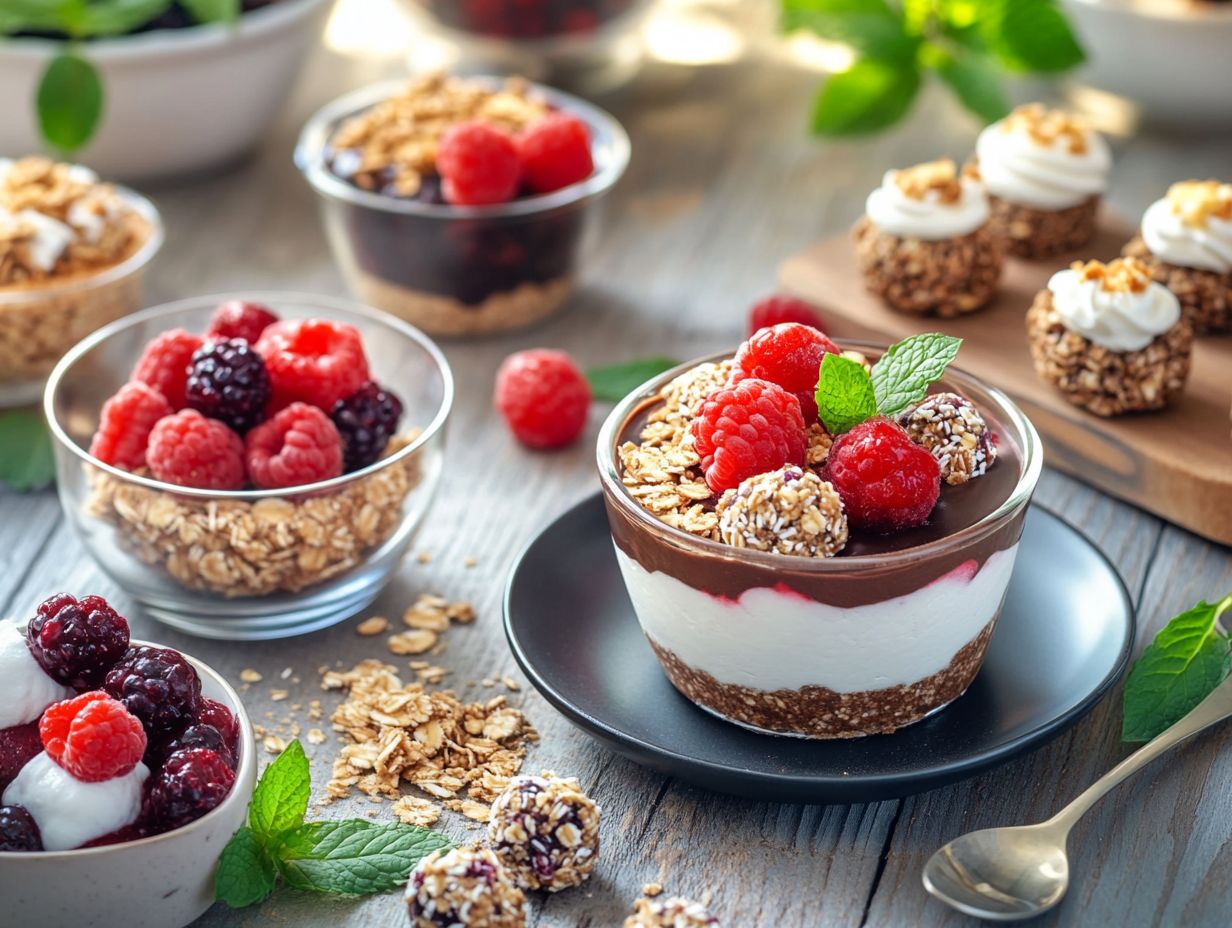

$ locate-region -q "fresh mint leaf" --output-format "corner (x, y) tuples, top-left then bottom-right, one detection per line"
(812, 58), (921, 136)
(930, 46), (1010, 123)
(276, 821), (453, 896)
(586, 357), (680, 403)
(249, 739), (310, 840)
(79, 0), (173, 36)
(36, 52), (103, 153)
(1122, 595), (1232, 742)
(982, 0), (1084, 74)
(180, 0), (241, 24)
(870, 333), (962, 418)
(815, 353), (877, 434)
(0, 409), (56, 492)
(781, 0), (919, 64)
(215, 827), (278, 908)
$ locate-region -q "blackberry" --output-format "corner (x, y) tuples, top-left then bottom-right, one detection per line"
(195, 698), (240, 757)
(26, 592), (130, 689)
(144, 748), (236, 833)
(157, 723), (236, 770)
(331, 381), (403, 471)
(185, 338), (271, 433)
(104, 646), (201, 740)
(0, 805), (42, 852)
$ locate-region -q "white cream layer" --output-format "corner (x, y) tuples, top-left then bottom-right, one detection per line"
(0, 621), (72, 729)
(976, 120), (1110, 210)
(865, 170), (989, 240)
(1047, 267), (1181, 352)
(615, 545), (1018, 694)
(1141, 197), (1232, 274)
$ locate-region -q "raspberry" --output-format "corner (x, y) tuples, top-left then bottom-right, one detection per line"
(731, 323), (841, 422)
(823, 418), (941, 532)
(103, 645), (202, 741)
(517, 113), (594, 194)
(494, 349), (591, 449)
(185, 338), (271, 433)
(245, 402), (344, 489)
(88, 381), (174, 471)
(196, 698), (239, 758)
(0, 723), (42, 792)
(331, 381), (404, 472)
(39, 691), (147, 783)
(0, 805), (42, 852)
(131, 329), (203, 409)
(144, 748), (236, 832)
(147, 409), (245, 490)
(206, 300), (279, 344)
(747, 295), (827, 338)
(255, 319), (370, 412)
(690, 379), (807, 493)
(436, 121), (521, 205)
(26, 592), (130, 689)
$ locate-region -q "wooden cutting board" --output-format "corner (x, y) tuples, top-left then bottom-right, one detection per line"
(778, 218), (1232, 546)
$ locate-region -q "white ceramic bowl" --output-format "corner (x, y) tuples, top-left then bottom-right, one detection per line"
(0, 641), (257, 928)
(1061, 0), (1232, 129)
(0, 0), (332, 180)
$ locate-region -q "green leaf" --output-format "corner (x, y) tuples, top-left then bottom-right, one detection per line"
(815, 353), (877, 434)
(981, 0), (1085, 74)
(812, 58), (921, 136)
(78, 0), (174, 36)
(36, 52), (103, 153)
(249, 739), (310, 840)
(276, 821), (453, 896)
(870, 333), (963, 418)
(781, 0), (919, 63)
(0, 409), (56, 492)
(1122, 595), (1232, 742)
(586, 357), (681, 403)
(215, 827), (278, 909)
(930, 46), (1010, 123)
(180, 0), (241, 24)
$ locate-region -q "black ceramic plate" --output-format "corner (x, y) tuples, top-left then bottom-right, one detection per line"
(504, 494), (1135, 803)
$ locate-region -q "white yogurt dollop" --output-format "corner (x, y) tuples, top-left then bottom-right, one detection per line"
(0, 621), (72, 729)
(1048, 266), (1181, 352)
(865, 169), (989, 240)
(1141, 197), (1232, 274)
(976, 117), (1110, 210)
(3, 752), (148, 850)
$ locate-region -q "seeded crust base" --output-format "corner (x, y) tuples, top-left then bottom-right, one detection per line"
(988, 194), (1099, 259)
(1122, 235), (1231, 334)
(1025, 289), (1193, 417)
(852, 217), (1004, 317)
(647, 621), (996, 739)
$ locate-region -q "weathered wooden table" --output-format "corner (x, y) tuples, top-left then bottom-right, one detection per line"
(4, 28), (1231, 928)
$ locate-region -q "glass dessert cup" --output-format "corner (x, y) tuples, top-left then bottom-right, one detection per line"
(294, 79), (630, 339)
(0, 189), (162, 408)
(44, 293), (452, 640)
(597, 346), (1043, 740)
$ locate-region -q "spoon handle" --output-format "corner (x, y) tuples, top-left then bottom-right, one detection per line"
(1048, 673), (1232, 831)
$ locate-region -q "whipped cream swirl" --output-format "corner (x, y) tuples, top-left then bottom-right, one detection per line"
(1141, 197), (1232, 274)
(0, 620), (72, 729)
(865, 169), (989, 240)
(1048, 265), (1180, 352)
(976, 118), (1110, 211)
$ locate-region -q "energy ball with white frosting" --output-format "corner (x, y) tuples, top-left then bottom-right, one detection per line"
(898, 393), (996, 486)
(1026, 257), (1192, 416)
(1122, 179), (1232, 333)
(624, 896), (719, 928)
(853, 159), (1003, 317)
(487, 773), (600, 892)
(715, 465), (847, 557)
(974, 103), (1111, 258)
(406, 846), (526, 928)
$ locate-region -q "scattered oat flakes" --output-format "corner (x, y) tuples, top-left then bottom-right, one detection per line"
(270, 689), (289, 702)
(644, 883), (664, 898)
(463, 555), (478, 568)
(447, 798), (493, 823)
(240, 669), (263, 683)
(263, 735), (287, 755)
(393, 795), (442, 828)
(357, 616), (389, 636)
(503, 677), (520, 692)
(388, 629), (438, 655)
(307, 728), (327, 745)
(416, 551), (433, 564)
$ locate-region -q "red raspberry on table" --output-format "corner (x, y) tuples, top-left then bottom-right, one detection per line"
(517, 113), (594, 194)
(691, 378), (807, 493)
(255, 319), (370, 412)
(494, 349), (591, 450)
(143, 748), (236, 833)
(747, 295), (827, 338)
(131, 329), (203, 409)
(437, 121), (521, 206)
(731, 322), (841, 423)
(39, 691), (147, 783)
(823, 418), (941, 532)
(206, 300), (279, 344)
(147, 409), (245, 490)
(26, 592), (130, 689)
(245, 402), (344, 489)
(88, 381), (173, 471)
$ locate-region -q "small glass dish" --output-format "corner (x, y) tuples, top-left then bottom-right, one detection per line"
(0, 189), (163, 408)
(294, 78), (630, 338)
(44, 293), (452, 640)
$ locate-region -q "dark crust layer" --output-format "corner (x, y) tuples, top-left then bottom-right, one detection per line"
(648, 621), (997, 739)
(852, 217), (1004, 317)
(1122, 235), (1231, 334)
(988, 194), (1099, 259)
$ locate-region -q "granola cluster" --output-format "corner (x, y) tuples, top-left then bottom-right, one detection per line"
(715, 465), (847, 557)
(1164, 179), (1232, 228)
(1001, 103), (1090, 155)
(488, 773), (601, 892)
(893, 158), (964, 203)
(624, 896), (719, 928)
(898, 392), (997, 486)
(406, 845), (527, 928)
(1072, 256), (1152, 293)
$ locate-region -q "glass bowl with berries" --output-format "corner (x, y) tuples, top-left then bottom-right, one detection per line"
(294, 74), (630, 338)
(43, 293), (452, 639)
(597, 324), (1043, 740)
(0, 592), (255, 928)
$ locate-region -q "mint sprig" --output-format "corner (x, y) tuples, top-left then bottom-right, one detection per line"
(0, 409), (56, 492)
(814, 333), (961, 435)
(1122, 595), (1232, 743)
(215, 739), (452, 908)
(586, 357), (681, 403)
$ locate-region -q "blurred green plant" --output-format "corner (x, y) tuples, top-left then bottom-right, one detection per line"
(0, 0), (241, 153)
(781, 0), (1086, 135)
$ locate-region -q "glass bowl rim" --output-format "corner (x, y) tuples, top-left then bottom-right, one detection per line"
(294, 77), (632, 220)
(43, 290), (454, 501)
(596, 341), (1044, 571)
